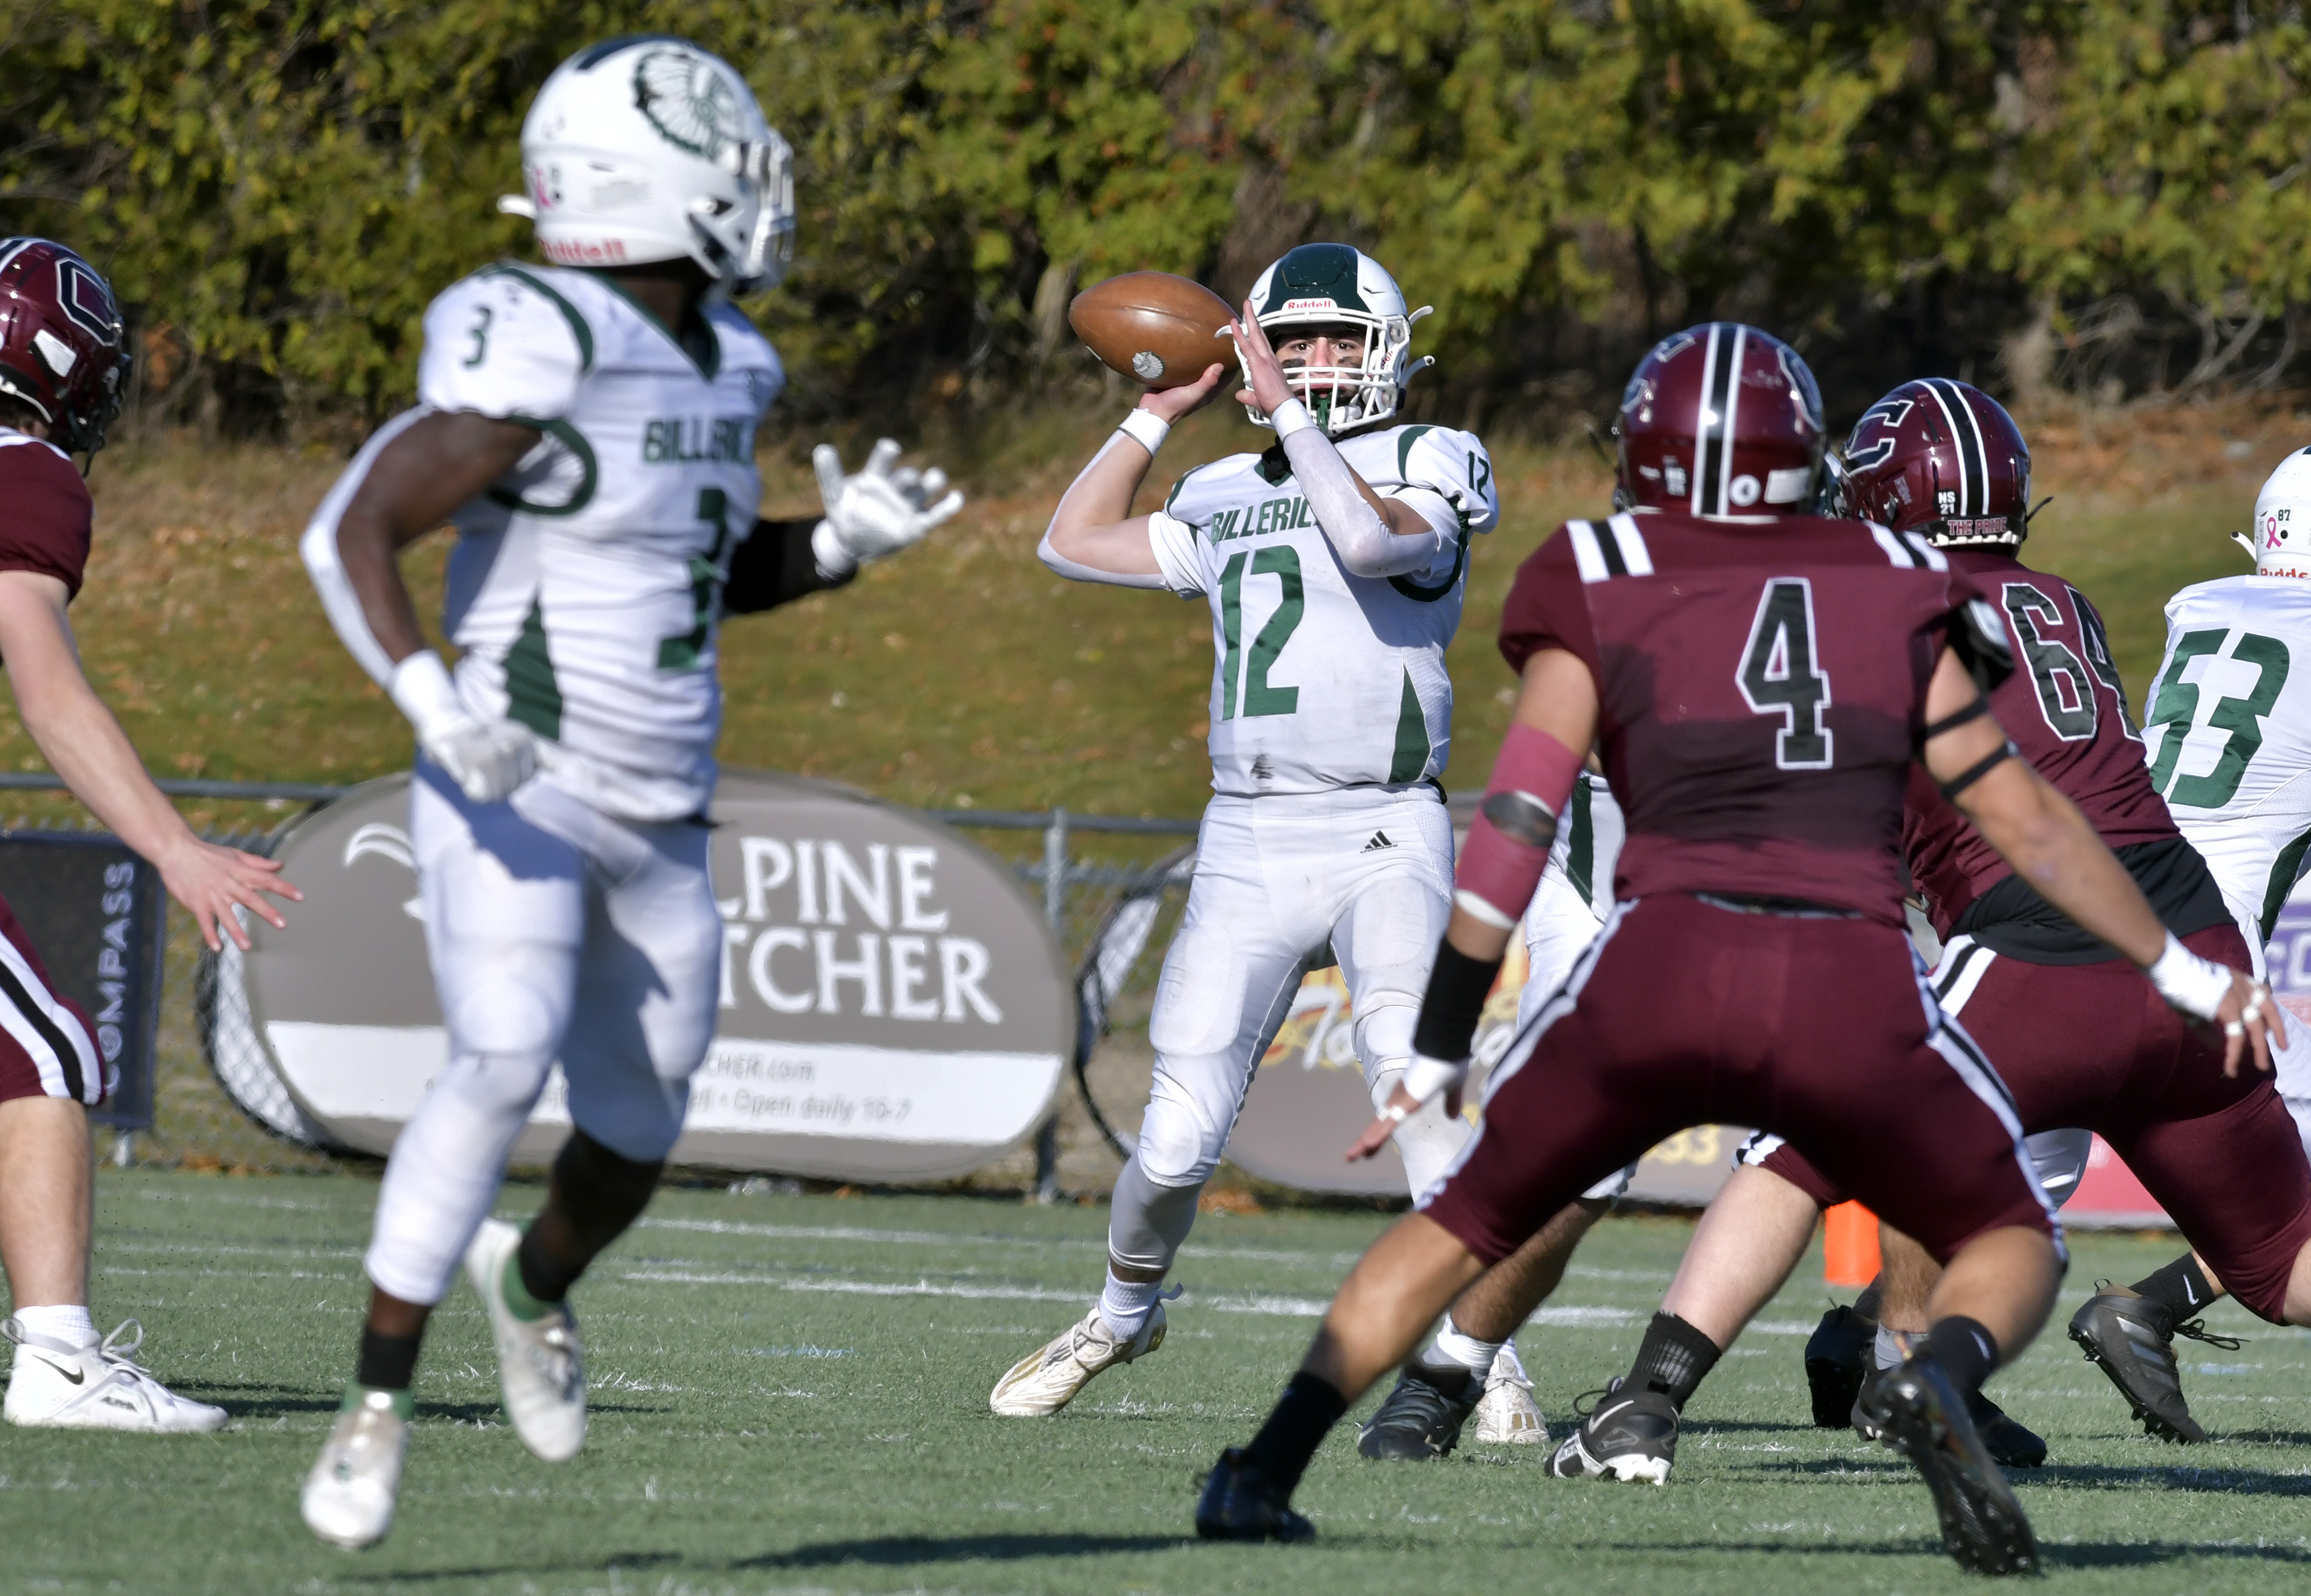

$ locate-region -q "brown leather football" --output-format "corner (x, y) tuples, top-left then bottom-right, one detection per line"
(1068, 272), (1236, 390)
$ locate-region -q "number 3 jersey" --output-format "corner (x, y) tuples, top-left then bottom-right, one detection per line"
(1499, 509), (1994, 928)
(2146, 576), (2311, 961)
(364, 262), (780, 822)
(1145, 424), (1498, 796)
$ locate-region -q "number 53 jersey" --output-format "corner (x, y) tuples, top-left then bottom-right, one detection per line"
(2145, 576), (2311, 959)
(1145, 424), (1498, 797)
(415, 263), (782, 822)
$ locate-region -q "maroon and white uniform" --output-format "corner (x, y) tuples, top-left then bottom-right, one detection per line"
(1418, 509), (2057, 1266)
(0, 429), (106, 1106)
(1752, 550), (2311, 1320)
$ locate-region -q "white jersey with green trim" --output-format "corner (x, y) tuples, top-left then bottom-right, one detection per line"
(2143, 575), (2311, 972)
(415, 262), (783, 821)
(1145, 423), (1498, 797)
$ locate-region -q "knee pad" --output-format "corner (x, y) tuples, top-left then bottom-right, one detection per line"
(1109, 1155), (1202, 1274)
(1354, 1002), (1418, 1087)
(1133, 1082), (1228, 1189)
(567, 1073), (690, 1164)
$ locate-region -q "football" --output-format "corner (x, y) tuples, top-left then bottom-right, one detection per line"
(1068, 271), (1236, 390)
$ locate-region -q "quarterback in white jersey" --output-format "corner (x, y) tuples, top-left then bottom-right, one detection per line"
(293, 39), (960, 1551)
(989, 243), (1500, 1421)
(2145, 446), (2311, 1147)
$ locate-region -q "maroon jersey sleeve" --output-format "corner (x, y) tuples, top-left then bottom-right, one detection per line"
(1498, 529), (1597, 677)
(0, 438), (93, 600)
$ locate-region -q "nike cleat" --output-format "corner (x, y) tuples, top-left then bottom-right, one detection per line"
(301, 1387), (409, 1549)
(1874, 1355), (2039, 1577)
(1804, 1303), (1877, 1429)
(465, 1218), (586, 1462)
(1547, 1378), (1677, 1484)
(2067, 1282), (2223, 1445)
(2, 1317), (228, 1433)
(1195, 1448), (1314, 1542)
(1470, 1344), (1548, 1446)
(1357, 1364), (1477, 1460)
(990, 1303), (1166, 1416)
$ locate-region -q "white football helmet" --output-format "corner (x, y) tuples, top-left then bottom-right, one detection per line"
(496, 36), (796, 295)
(2250, 448), (2311, 578)
(1241, 244), (1432, 436)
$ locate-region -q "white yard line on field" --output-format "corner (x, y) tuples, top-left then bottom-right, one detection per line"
(634, 1215), (1362, 1268)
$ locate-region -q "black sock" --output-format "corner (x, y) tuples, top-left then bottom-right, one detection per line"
(1630, 1312), (1722, 1409)
(2131, 1253), (2217, 1320)
(1920, 1315), (1999, 1396)
(1239, 1372), (1348, 1496)
(517, 1130), (665, 1304)
(355, 1326), (422, 1393)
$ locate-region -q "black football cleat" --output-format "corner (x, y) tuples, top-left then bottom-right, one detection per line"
(2067, 1282), (2226, 1445)
(1805, 1303), (1877, 1429)
(1357, 1364), (1478, 1460)
(1874, 1355), (2039, 1577)
(1853, 1367), (2046, 1469)
(1547, 1378), (1677, 1485)
(1195, 1449), (1314, 1543)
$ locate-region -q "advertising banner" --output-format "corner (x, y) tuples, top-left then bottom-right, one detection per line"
(226, 772), (1071, 1178)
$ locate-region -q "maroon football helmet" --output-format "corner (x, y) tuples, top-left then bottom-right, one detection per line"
(0, 239), (131, 455)
(1834, 378), (2030, 547)
(1614, 322), (1825, 517)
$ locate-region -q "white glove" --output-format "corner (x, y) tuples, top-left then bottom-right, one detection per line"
(810, 437), (965, 576)
(2145, 931), (2239, 1022)
(1394, 1052), (1470, 1115)
(389, 651), (537, 804)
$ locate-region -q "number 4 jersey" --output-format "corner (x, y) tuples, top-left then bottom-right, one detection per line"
(318, 262), (784, 821)
(2146, 576), (2311, 961)
(1146, 423), (1498, 796)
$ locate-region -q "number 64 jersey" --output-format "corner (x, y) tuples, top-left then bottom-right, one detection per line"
(2145, 576), (2311, 966)
(314, 261), (783, 822)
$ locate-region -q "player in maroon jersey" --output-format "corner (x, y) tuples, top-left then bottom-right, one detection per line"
(0, 240), (298, 1431)
(1192, 329), (2277, 1576)
(1536, 380), (2311, 1471)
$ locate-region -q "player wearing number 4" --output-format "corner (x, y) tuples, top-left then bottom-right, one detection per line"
(295, 39), (960, 1550)
(993, 244), (1506, 1420)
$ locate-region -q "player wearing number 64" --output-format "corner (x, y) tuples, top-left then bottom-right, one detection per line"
(294, 36), (961, 1552)
(992, 244), (1504, 1422)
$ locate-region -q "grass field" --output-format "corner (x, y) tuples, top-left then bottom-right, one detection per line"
(4, 1171), (2309, 1594)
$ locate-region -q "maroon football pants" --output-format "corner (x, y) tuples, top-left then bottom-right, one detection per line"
(1421, 894), (2055, 1267)
(1760, 921), (2311, 1322)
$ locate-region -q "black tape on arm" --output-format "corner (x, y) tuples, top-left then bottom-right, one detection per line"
(1412, 938), (1506, 1063)
(1937, 740), (2018, 802)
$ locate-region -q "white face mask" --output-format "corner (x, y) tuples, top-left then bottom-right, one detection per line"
(2253, 449), (2311, 578)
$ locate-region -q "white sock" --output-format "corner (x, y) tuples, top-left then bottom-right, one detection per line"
(1426, 1312), (1505, 1376)
(1875, 1323), (1912, 1372)
(12, 1304), (97, 1351)
(1098, 1274), (1165, 1340)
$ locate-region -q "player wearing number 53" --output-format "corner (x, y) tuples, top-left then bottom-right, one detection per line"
(294, 38), (960, 1550)
(991, 245), (1501, 1420)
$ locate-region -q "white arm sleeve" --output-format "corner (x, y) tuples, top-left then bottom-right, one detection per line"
(1280, 416), (1452, 579)
(300, 405), (436, 689)
(1036, 430), (1184, 591)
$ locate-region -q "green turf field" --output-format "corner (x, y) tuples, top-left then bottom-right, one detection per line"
(5, 1171), (2308, 1593)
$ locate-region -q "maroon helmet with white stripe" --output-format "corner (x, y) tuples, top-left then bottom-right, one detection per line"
(1614, 322), (1825, 518)
(1836, 378), (2030, 547)
(0, 239), (131, 456)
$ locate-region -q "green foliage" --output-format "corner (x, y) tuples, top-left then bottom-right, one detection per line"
(3, 0), (2303, 419)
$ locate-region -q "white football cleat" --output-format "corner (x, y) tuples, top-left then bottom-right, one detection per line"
(990, 1304), (1166, 1416)
(302, 1388), (408, 1549)
(1470, 1342), (1548, 1445)
(465, 1217), (586, 1462)
(3, 1317), (228, 1433)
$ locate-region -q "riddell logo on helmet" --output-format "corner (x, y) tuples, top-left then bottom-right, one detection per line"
(1280, 297), (1339, 312)
(542, 237), (629, 265)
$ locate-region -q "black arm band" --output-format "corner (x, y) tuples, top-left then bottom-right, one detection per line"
(1411, 938), (1506, 1062)
(1916, 695), (1993, 747)
(1937, 740), (2017, 802)
(723, 517), (854, 615)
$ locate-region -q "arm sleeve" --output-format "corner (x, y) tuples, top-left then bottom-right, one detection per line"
(0, 441), (93, 599)
(723, 518), (856, 614)
(299, 407), (436, 689)
(1497, 531), (1596, 676)
(416, 271), (586, 422)
(1280, 425), (1450, 579)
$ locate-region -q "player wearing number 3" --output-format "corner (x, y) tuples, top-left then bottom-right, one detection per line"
(295, 39), (960, 1549)
(993, 245), (1502, 1419)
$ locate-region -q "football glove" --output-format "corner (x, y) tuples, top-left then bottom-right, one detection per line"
(811, 438), (965, 576)
(389, 650), (538, 804)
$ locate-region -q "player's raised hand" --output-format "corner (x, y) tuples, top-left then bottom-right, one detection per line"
(154, 836), (301, 953)
(812, 438), (966, 570)
(1138, 360), (1231, 424)
(2213, 969), (2286, 1077)
(1229, 297), (1294, 418)
(1344, 1076), (1463, 1163)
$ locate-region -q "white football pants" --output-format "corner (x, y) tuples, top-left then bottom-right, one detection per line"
(1515, 850), (1635, 1204)
(1109, 787), (1458, 1271)
(363, 766), (721, 1305)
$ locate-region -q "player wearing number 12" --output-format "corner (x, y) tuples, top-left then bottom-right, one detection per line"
(295, 38), (960, 1549)
(992, 244), (1502, 1421)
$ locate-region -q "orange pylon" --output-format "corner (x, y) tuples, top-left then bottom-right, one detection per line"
(1823, 1201), (1881, 1288)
